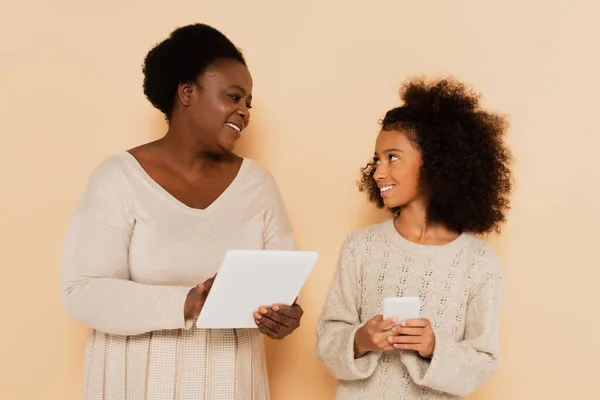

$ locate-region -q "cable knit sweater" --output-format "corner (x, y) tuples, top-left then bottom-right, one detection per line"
(316, 219), (504, 400)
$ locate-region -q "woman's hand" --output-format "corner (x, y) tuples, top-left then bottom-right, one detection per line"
(389, 318), (436, 358)
(183, 275), (216, 320)
(254, 303), (303, 339)
(353, 315), (399, 358)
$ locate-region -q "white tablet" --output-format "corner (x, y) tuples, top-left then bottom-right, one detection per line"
(382, 296), (421, 328)
(196, 249), (318, 329)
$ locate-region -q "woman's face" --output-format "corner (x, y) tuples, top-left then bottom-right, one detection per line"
(372, 128), (424, 209)
(179, 58), (253, 154)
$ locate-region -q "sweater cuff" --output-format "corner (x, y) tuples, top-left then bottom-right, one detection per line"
(345, 324), (381, 380)
(421, 329), (451, 384)
(162, 286), (194, 330)
(403, 327), (451, 388)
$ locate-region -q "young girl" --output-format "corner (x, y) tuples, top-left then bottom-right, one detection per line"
(316, 77), (512, 399)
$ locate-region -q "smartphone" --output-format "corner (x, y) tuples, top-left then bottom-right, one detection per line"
(382, 296), (421, 329)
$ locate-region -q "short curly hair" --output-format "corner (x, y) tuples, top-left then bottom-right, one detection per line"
(142, 23), (246, 120)
(358, 77), (512, 235)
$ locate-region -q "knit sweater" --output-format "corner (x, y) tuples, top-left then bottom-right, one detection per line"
(316, 219), (503, 400)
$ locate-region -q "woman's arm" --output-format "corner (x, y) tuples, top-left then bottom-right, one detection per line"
(60, 160), (193, 336)
(262, 171), (295, 252)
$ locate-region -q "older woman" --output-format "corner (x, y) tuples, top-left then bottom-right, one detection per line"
(61, 23), (302, 400)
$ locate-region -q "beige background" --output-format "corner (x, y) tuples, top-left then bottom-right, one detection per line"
(1, 0), (599, 399)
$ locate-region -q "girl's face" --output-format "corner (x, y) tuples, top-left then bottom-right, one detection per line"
(372, 129), (425, 209)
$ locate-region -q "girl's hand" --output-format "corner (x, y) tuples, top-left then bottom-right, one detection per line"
(389, 318), (435, 358)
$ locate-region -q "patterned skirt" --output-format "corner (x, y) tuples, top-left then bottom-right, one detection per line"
(81, 326), (269, 400)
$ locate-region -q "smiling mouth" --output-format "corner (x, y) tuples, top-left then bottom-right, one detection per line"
(379, 185), (395, 198)
(226, 122), (242, 133)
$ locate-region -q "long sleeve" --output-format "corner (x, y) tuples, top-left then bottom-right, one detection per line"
(262, 172), (295, 251)
(60, 161), (193, 336)
(400, 257), (504, 396)
(315, 235), (381, 381)
(260, 171), (302, 305)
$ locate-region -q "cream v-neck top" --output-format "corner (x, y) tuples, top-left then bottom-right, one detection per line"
(60, 152), (295, 400)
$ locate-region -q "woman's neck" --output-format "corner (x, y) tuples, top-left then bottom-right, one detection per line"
(156, 126), (237, 174)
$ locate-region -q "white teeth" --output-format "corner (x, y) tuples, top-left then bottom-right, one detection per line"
(226, 123), (241, 133)
(380, 185), (394, 192)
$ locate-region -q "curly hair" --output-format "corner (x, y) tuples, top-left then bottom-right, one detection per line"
(142, 23), (246, 120)
(358, 77), (512, 235)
